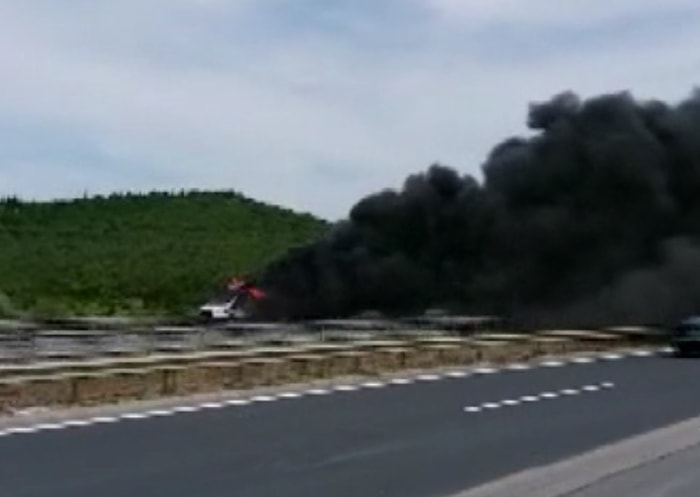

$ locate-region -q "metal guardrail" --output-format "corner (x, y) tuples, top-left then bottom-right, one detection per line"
(0, 316), (505, 364)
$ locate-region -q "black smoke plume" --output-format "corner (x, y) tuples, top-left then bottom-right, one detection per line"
(256, 88), (700, 328)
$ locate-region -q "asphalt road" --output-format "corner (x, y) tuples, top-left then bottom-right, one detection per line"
(569, 441), (700, 497)
(2, 352), (700, 497)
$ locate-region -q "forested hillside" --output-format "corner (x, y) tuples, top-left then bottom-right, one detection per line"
(0, 191), (327, 317)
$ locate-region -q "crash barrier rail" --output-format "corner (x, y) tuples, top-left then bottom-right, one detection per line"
(0, 326), (670, 413)
(0, 318), (671, 365)
(0, 316), (507, 364)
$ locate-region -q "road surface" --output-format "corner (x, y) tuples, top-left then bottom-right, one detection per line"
(1, 350), (700, 497)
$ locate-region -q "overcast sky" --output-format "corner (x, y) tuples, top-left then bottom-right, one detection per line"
(1, 1), (699, 220)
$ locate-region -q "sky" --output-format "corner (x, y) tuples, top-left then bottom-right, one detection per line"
(1, 1), (699, 221)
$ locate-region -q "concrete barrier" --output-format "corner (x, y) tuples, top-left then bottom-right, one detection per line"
(238, 358), (287, 389)
(423, 344), (464, 366)
(469, 340), (516, 363)
(197, 361), (242, 390)
(530, 337), (574, 356)
(0, 329), (660, 412)
(327, 350), (365, 377)
(0, 374), (73, 410)
(74, 369), (164, 405)
(287, 354), (328, 382)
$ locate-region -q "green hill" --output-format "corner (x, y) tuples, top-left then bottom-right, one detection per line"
(0, 190), (328, 317)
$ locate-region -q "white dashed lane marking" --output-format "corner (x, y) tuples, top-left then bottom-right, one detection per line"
(121, 412), (149, 420)
(94, 416), (118, 422)
(277, 392), (302, 399)
(602, 354), (623, 360)
(561, 389), (580, 396)
(417, 374), (441, 381)
(144, 410), (173, 418)
(0, 347), (661, 438)
(474, 367), (498, 374)
(334, 384), (360, 391)
(507, 364), (531, 371)
(463, 381), (616, 414)
(362, 381), (385, 389)
(173, 405), (199, 413)
(63, 420), (92, 428)
(307, 389), (330, 396)
(35, 423), (63, 431)
(445, 371), (470, 378)
(541, 361), (564, 368)
(250, 396), (275, 403)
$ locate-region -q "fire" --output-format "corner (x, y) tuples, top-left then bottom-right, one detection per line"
(227, 276), (267, 300)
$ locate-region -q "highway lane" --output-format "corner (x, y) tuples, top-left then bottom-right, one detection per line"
(569, 441), (700, 497)
(2, 353), (700, 497)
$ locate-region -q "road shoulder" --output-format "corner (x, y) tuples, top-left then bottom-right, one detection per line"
(450, 413), (700, 497)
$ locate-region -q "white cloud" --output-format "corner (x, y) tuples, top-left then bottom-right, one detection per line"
(0, 1), (699, 220)
(424, 0), (700, 26)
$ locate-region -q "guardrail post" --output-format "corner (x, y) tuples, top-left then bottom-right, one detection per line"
(29, 329), (37, 363)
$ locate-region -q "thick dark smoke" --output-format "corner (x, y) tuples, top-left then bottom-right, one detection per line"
(256, 88), (700, 328)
